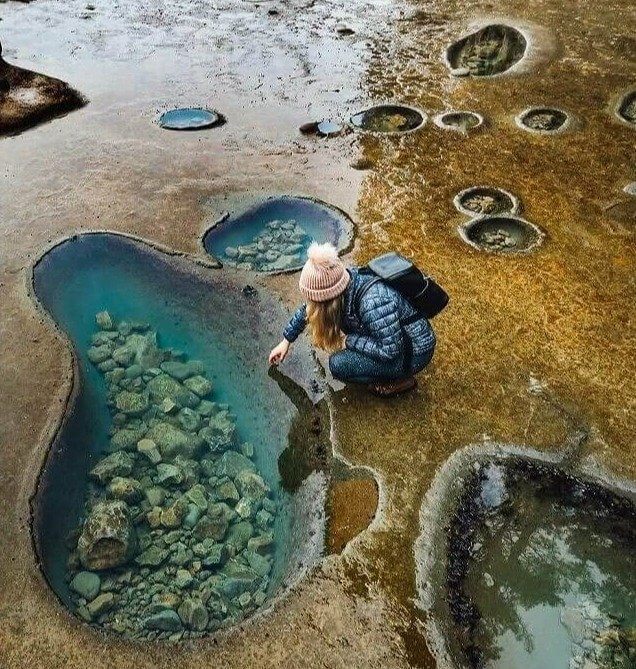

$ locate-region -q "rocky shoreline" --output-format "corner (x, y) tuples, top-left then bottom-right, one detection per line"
(66, 312), (278, 640)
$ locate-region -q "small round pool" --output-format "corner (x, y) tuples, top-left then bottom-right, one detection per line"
(202, 196), (354, 273)
(349, 105), (426, 134)
(158, 108), (224, 131)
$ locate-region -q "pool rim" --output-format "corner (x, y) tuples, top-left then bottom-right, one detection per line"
(453, 185), (521, 218)
(443, 20), (532, 79)
(433, 110), (485, 133)
(514, 105), (574, 135)
(348, 102), (428, 136)
(457, 213), (545, 255)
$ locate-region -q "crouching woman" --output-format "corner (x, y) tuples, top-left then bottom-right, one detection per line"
(268, 242), (436, 397)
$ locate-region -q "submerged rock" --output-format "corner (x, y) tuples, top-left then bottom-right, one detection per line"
(90, 452), (135, 485)
(65, 312), (281, 638)
(69, 571), (101, 600)
(221, 219), (310, 272)
(77, 500), (135, 570)
(144, 609), (183, 632)
(178, 598), (209, 631)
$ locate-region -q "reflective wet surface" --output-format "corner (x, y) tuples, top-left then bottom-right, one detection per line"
(1, 0), (635, 666)
(416, 447), (636, 669)
(457, 458), (635, 668)
(435, 111), (483, 132)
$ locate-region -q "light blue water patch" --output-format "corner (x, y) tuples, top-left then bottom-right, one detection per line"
(31, 233), (326, 639)
(316, 120), (346, 136)
(202, 196), (353, 273)
(158, 107), (222, 130)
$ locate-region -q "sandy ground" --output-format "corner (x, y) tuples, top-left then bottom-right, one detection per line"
(0, 0), (634, 666)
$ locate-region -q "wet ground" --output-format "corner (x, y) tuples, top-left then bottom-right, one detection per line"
(0, 0), (634, 666)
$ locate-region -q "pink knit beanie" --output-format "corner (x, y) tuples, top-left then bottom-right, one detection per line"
(298, 242), (350, 302)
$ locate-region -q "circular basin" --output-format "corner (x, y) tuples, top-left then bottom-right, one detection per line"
(516, 107), (570, 134)
(349, 104), (426, 134)
(454, 186), (520, 217)
(202, 196), (354, 273)
(445, 24), (527, 77)
(158, 107), (224, 131)
(459, 215), (544, 254)
(415, 445), (636, 669)
(616, 90), (636, 126)
(434, 111), (484, 132)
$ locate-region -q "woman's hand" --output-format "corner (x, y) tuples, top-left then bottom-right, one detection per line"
(269, 339), (290, 366)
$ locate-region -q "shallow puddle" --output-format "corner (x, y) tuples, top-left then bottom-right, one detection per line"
(435, 111), (483, 133)
(202, 196), (353, 273)
(454, 187), (519, 217)
(31, 233), (330, 639)
(349, 104), (425, 133)
(416, 448), (636, 669)
(517, 107), (569, 133)
(459, 216), (543, 254)
(158, 108), (224, 131)
(446, 24), (527, 77)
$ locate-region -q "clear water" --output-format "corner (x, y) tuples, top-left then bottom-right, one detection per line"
(202, 196), (351, 273)
(158, 108), (221, 130)
(32, 233), (325, 639)
(459, 460), (636, 669)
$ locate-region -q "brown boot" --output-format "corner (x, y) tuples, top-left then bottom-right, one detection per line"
(368, 376), (417, 397)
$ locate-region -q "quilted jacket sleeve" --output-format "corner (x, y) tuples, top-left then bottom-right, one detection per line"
(283, 304), (307, 342)
(345, 284), (404, 362)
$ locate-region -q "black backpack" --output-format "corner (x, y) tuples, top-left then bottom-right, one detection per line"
(357, 252), (449, 320)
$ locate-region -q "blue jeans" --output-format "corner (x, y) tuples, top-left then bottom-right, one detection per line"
(329, 346), (435, 384)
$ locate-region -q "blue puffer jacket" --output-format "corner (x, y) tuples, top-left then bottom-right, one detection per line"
(283, 268), (436, 362)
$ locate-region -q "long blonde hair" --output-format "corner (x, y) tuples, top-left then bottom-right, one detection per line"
(306, 295), (344, 352)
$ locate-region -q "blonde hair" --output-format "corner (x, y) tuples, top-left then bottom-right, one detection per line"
(306, 295), (345, 352)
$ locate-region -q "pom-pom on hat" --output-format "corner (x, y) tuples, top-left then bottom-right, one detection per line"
(298, 242), (350, 302)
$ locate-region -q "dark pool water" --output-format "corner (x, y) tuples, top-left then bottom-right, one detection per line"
(202, 196), (353, 273)
(446, 24), (527, 77)
(349, 105), (425, 133)
(158, 108), (223, 130)
(460, 216), (542, 253)
(519, 107), (568, 132)
(417, 452), (636, 669)
(31, 233), (326, 639)
(454, 187), (518, 217)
